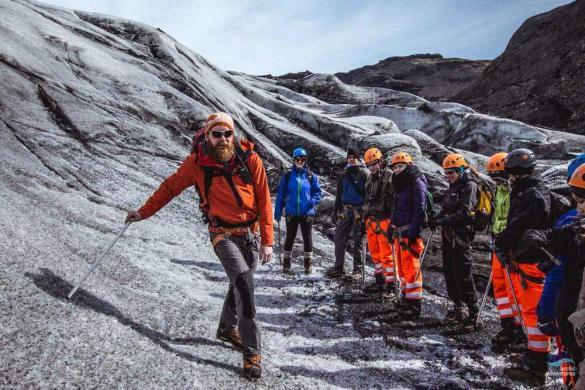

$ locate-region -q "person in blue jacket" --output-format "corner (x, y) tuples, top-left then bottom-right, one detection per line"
(536, 153), (585, 384)
(274, 148), (322, 274)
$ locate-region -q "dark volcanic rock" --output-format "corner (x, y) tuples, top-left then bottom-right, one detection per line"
(335, 54), (490, 102)
(454, 1), (585, 135)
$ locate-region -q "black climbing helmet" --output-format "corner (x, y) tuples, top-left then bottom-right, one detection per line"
(504, 148), (536, 175)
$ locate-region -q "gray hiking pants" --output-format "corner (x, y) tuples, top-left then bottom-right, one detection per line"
(333, 209), (364, 271)
(212, 233), (260, 357)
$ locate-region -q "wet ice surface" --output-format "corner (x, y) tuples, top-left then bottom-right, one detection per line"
(1, 190), (561, 389)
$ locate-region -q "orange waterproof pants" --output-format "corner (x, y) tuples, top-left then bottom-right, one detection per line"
(517, 263), (551, 353)
(491, 252), (515, 320)
(365, 218), (393, 280)
(395, 237), (424, 301)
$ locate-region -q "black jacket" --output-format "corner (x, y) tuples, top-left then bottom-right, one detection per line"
(436, 171), (479, 240)
(550, 223), (585, 319)
(495, 172), (552, 253)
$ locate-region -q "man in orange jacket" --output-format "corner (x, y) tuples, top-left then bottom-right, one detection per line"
(126, 112), (273, 380)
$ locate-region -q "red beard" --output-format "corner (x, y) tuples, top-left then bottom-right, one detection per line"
(211, 140), (235, 163)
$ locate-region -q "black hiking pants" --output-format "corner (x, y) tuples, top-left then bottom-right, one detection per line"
(441, 231), (478, 310)
(284, 215), (313, 253)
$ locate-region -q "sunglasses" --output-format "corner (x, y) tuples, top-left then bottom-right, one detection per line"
(445, 170), (459, 175)
(210, 130), (234, 139)
(294, 157), (306, 162)
(366, 161), (380, 168)
(347, 155), (358, 160)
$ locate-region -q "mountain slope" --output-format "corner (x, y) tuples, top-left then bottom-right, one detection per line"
(454, 0), (585, 134)
(335, 54), (490, 102)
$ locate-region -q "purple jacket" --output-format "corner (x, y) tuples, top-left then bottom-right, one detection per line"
(391, 165), (428, 240)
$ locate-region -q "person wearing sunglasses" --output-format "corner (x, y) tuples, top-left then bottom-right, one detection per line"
(125, 112), (272, 380)
(327, 148), (368, 280)
(361, 148), (395, 295)
(274, 147), (322, 274)
(429, 153), (480, 330)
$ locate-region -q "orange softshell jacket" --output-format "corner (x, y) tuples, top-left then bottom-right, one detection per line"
(139, 140), (274, 246)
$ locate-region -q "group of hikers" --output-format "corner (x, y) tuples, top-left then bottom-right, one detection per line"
(125, 112), (585, 387)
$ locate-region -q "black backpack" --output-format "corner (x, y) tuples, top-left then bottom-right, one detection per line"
(549, 191), (572, 225)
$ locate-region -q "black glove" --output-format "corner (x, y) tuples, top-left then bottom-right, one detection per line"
(428, 218), (438, 230)
(496, 249), (511, 266)
(538, 317), (560, 337)
(408, 236), (417, 247)
(387, 225), (395, 240)
(516, 229), (549, 263)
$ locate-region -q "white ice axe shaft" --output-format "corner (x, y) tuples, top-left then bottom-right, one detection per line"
(68, 223), (130, 299)
(476, 271), (493, 326)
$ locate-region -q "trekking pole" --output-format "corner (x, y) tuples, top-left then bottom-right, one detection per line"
(277, 221), (282, 265)
(361, 234), (367, 288)
(503, 265), (528, 337)
(476, 270), (493, 326)
(413, 229), (434, 282)
(393, 231), (402, 300)
(68, 223), (130, 299)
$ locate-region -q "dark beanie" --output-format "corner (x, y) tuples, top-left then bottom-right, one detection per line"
(347, 147), (358, 158)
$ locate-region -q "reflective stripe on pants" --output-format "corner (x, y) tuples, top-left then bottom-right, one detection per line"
(396, 237), (423, 301)
(491, 252), (514, 320)
(366, 218), (393, 281)
(517, 263), (551, 353)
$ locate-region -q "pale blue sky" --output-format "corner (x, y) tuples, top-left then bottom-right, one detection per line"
(46, 0), (573, 75)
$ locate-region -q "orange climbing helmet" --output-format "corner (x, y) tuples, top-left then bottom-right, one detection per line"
(569, 163), (585, 198)
(442, 153), (468, 170)
(391, 152), (413, 166)
(486, 152), (508, 174)
(364, 148), (383, 164)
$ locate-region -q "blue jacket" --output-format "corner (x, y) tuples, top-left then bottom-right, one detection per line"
(334, 164), (368, 211)
(537, 209), (577, 321)
(391, 165), (428, 240)
(274, 167), (321, 220)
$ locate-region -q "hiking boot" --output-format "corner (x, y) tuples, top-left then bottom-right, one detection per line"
(504, 365), (546, 386)
(398, 300), (421, 320)
(491, 320), (517, 353)
(352, 268), (363, 281)
(457, 305), (480, 332)
(216, 326), (243, 351)
(381, 283), (399, 301)
(326, 267), (345, 278)
(243, 354), (262, 380)
(444, 305), (467, 325)
(304, 258), (312, 274)
(363, 280), (385, 295)
(504, 351), (547, 386)
(283, 256), (291, 273)
(508, 352), (525, 365)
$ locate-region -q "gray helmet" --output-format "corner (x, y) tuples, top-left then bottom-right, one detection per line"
(504, 148), (536, 174)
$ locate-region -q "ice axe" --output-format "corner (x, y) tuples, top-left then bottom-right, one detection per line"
(476, 269), (493, 327)
(68, 223), (130, 299)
